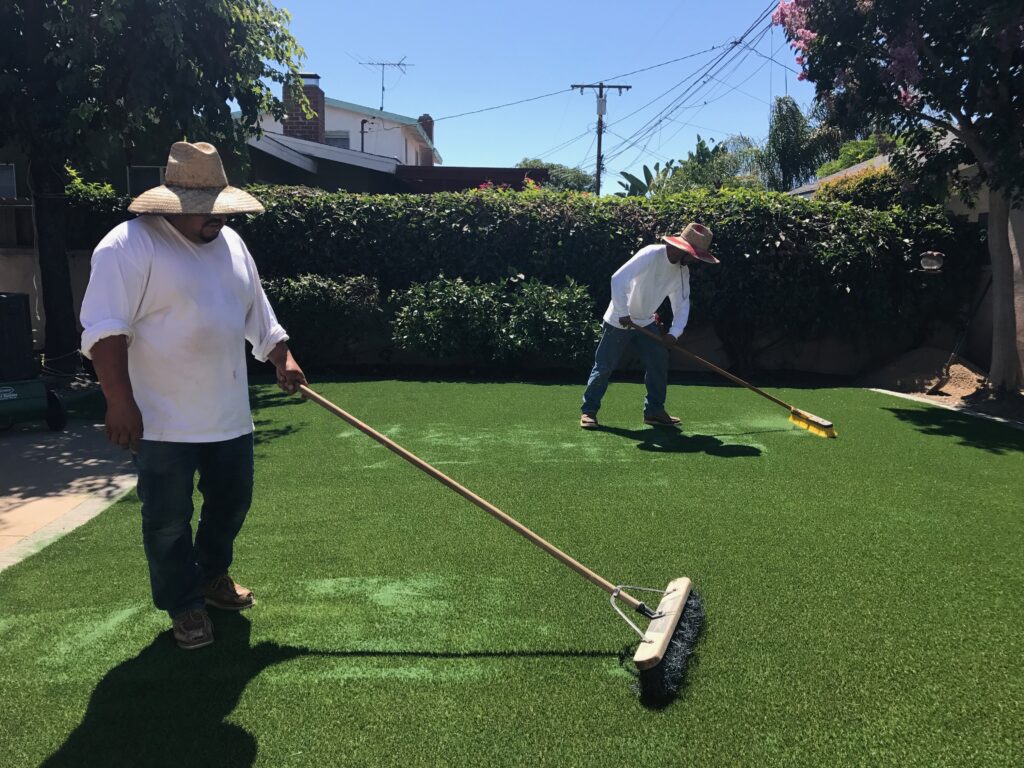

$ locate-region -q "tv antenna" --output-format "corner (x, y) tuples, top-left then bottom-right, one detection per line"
(360, 56), (413, 111)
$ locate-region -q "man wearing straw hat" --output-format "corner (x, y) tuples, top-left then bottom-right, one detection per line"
(80, 141), (306, 650)
(580, 223), (718, 429)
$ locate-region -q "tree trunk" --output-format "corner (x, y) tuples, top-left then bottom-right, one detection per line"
(30, 158), (79, 374)
(986, 190), (1023, 392)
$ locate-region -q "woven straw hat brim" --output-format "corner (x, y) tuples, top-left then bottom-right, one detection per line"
(128, 184), (265, 215)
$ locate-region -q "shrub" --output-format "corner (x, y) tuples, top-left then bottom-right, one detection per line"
(262, 274), (384, 367)
(64, 168), (131, 248)
(391, 275), (600, 365)
(815, 166), (908, 209)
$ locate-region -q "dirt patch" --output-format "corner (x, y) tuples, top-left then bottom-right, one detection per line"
(858, 347), (1024, 425)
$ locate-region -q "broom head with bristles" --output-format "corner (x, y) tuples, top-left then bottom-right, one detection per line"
(789, 408), (837, 438)
(633, 577), (705, 705)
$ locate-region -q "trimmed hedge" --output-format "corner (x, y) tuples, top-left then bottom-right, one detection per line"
(64, 183), (984, 370)
(391, 275), (600, 365)
(262, 274), (385, 366)
(235, 185), (982, 367)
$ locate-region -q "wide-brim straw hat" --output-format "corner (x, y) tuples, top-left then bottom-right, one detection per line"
(128, 141), (264, 215)
(663, 223), (718, 264)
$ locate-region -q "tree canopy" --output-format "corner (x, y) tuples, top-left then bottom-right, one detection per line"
(0, 0), (307, 367)
(516, 159), (595, 193)
(774, 0), (1023, 389)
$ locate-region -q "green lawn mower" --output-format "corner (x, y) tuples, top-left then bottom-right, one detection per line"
(0, 292), (67, 431)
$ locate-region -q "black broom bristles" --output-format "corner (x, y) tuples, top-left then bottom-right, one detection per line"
(637, 591), (705, 707)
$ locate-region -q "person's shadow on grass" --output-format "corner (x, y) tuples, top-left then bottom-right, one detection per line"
(596, 424), (762, 458)
(39, 613), (625, 767)
(39, 611), (301, 768)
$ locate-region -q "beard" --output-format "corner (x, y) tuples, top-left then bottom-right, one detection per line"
(199, 218), (225, 243)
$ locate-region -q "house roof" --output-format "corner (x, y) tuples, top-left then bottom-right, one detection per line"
(323, 97), (442, 164)
(789, 154), (890, 198)
(247, 132), (399, 174)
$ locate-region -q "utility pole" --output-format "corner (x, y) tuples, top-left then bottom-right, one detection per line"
(571, 82), (631, 196)
(360, 56), (413, 111)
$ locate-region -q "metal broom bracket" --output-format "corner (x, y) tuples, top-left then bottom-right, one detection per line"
(611, 585), (667, 641)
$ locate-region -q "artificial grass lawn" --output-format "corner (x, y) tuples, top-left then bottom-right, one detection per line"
(1, 379), (1022, 767)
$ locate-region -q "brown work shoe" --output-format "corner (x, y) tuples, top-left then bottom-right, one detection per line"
(172, 608), (214, 650)
(580, 412), (599, 429)
(643, 411), (681, 427)
(203, 574), (255, 611)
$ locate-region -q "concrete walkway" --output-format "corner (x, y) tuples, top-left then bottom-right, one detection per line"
(0, 418), (136, 572)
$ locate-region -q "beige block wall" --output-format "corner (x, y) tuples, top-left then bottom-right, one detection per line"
(0, 249), (91, 350)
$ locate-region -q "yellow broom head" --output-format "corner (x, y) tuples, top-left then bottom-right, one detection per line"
(789, 408), (837, 438)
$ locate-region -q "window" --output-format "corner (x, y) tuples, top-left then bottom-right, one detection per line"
(0, 164), (15, 198)
(127, 166), (165, 196)
(324, 131), (350, 149)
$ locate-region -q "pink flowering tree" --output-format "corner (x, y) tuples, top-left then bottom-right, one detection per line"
(774, 0), (1024, 392)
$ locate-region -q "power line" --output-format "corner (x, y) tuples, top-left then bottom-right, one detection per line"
(740, 41), (802, 75)
(601, 6), (777, 168)
(598, 43), (731, 83)
(601, 7), (775, 163)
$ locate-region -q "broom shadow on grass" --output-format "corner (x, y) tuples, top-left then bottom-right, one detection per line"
(595, 425), (763, 458)
(39, 612), (629, 768)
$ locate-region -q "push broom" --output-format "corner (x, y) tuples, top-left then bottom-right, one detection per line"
(298, 384), (703, 704)
(629, 324), (837, 438)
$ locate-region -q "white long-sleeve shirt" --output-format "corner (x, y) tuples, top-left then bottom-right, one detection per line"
(602, 244), (691, 337)
(80, 216), (288, 443)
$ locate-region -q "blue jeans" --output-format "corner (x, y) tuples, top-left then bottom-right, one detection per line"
(133, 433), (254, 618)
(581, 322), (669, 416)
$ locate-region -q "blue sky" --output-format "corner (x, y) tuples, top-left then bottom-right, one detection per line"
(275, 0), (816, 186)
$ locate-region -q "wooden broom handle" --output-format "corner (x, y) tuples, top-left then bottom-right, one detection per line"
(298, 384), (645, 612)
(630, 323), (795, 412)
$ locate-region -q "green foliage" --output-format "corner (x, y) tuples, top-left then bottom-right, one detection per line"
(658, 135), (764, 194)
(816, 166), (908, 209)
(757, 96), (840, 192)
(0, 0), (307, 158)
(615, 161), (676, 198)
(64, 168), (130, 248)
(777, 0), (1023, 201)
(262, 274), (384, 367)
(391, 275), (600, 365)
(817, 138), (880, 178)
(516, 159), (595, 193)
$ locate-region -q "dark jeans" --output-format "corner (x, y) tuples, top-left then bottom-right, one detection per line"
(581, 321), (669, 416)
(133, 433), (254, 618)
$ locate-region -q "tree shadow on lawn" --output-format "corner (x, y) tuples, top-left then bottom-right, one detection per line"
(885, 407), (1024, 455)
(596, 425), (763, 458)
(39, 612), (618, 768)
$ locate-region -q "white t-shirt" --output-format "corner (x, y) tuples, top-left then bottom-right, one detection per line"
(602, 244), (691, 337)
(80, 216), (288, 443)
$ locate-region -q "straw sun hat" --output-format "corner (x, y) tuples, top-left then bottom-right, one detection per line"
(662, 223), (719, 264)
(128, 141), (264, 215)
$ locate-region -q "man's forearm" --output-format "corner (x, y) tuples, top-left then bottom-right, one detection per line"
(89, 336), (134, 402)
(266, 341), (292, 369)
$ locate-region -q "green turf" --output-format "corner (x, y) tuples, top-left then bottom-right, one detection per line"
(2, 380), (1022, 767)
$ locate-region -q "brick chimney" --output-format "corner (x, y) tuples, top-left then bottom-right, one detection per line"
(283, 73), (325, 143)
(417, 113), (435, 166)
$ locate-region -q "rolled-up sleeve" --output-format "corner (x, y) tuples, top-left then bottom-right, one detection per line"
(80, 242), (146, 359)
(243, 253), (288, 362)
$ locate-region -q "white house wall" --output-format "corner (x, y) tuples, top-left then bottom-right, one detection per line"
(259, 109), (422, 163)
(323, 106), (415, 160)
